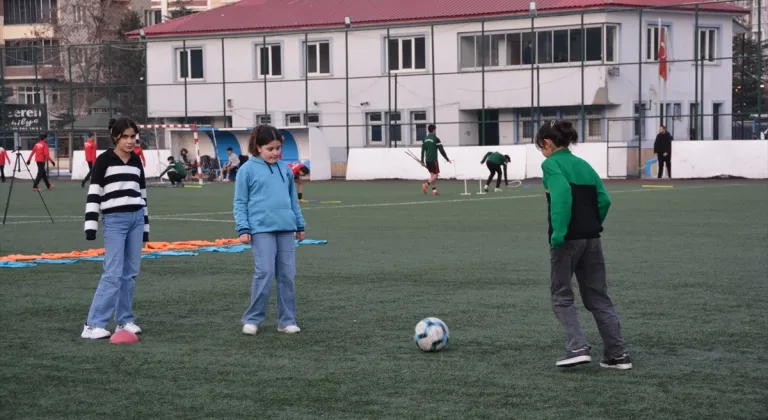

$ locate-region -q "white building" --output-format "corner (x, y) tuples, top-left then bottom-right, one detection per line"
(136, 0), (747, 162)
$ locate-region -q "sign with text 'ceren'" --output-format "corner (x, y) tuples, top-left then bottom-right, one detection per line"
(2, 104), (48, 132)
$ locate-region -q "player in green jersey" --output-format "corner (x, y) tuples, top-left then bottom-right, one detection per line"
(420, 125), (451, 196)
(480, 151), (511, 192)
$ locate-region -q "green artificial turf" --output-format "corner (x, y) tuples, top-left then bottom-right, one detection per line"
(1, 179), (767, 420)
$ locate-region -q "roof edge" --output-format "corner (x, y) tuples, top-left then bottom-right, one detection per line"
(128, 3), (748, 40)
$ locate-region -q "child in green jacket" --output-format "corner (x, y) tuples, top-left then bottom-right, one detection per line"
(536, 120), (631, 371)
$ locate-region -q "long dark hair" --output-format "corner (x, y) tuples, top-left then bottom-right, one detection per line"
(248, 124), (283, 156)
(535, 120), (579, 150)
(108, 117), (139, 145)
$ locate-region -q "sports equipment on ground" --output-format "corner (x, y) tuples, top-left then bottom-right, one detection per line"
(413, 317), (449, 352)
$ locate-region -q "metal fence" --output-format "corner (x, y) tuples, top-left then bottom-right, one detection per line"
(1, 1), (765, 171)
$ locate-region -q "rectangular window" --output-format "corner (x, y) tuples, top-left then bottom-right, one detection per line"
(698, 28), (717, 62)
(411, 111), (428, 142)
(285, 113), (302, 126)
(3, 0), (58, 24)
(387, 36), (426, 71)
(506, 33), (522, 65)
(634, 103), (646, 138)
(388, 112), (402, 143)
(537, 31), (553, 64)
(306, 113), (320, 126)
(604, 25), (618, 63)
(17, 86), (41, 104)
(585, 108), (603, 141)
(256, 44), (282, 77)
(646, 25), (670, 61)
(367, 112), (383, 144)
(569, 29), (583, 62)
(176, 47), (204, 80)
(585, 27), (602, 61)
(4, 39), (59, 66)
(305, 41), (331, 75)
(460, 34), (503, 68)
(145, 9), (162, 25)
(553, 30), (569, 63)
(255, 114), (271, 125)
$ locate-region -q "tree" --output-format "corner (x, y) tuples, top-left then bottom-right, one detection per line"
(31, 0), (134, 118)
(107, 10), (147, 121)
(733, 35), (768, 116)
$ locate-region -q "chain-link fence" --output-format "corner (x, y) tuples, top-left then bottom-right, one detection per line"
(1, 1), (765, 176)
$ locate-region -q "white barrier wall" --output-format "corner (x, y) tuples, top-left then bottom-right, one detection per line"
(0, 150), (58, 180)
(346, 141), (768, 180)
(71, 149), (172, 180)
(671, 141), (768, 179)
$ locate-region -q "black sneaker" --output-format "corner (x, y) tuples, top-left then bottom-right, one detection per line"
(600, 353), (633, 370)
(555, 345), (592, 367)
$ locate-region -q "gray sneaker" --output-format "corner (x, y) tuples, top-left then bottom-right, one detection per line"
(556, 345), (592, 367)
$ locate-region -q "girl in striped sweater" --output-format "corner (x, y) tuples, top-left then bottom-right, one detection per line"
(81, 117), (149, 340)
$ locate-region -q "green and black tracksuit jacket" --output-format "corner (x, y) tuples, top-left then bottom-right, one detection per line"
(421, 134), (449, 163)
(542, 149), (611, 248)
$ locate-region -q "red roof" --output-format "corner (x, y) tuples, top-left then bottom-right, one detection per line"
(134, 0), (747, 38)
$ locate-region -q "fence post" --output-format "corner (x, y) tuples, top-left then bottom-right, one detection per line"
(431, 25), (436, 128)
(262, 36), (268, 120)
(222, 38), (227, 127)
(694, 5), (699, 140)
(183, 39), (188, 123)
(345, 18), (350, 158)
(387, 28), (391, 148)
(108, 43), (113, 119)
(580, 13), (585, 139)
(757, 0), (763, 121)
(481, 20), (486, 146)
(1, 44), (6, 149)
(637, 8), (643, 172)
(304, 32), (309, 127)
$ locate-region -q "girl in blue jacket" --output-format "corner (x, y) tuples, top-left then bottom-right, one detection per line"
(234, 125), (307, 335)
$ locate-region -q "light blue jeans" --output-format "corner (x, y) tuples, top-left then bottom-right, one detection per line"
(86, 209), (144, 328)
(242, 232), (297, 328)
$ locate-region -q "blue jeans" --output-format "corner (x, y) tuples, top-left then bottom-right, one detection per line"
(86, 209), (144, 328)
(242, 232), (297, 328)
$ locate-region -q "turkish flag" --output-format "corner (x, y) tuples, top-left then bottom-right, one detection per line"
(658, 29), (668, 81)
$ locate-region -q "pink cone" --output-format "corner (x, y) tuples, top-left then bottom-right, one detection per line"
(109, 330), (139, 344)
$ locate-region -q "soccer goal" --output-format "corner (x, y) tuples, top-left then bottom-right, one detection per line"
(137, 124), (204, 185)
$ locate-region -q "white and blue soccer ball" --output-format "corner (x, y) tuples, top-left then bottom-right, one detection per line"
(413, 317), (449, 352)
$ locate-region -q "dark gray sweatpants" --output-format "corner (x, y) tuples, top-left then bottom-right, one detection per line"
(550, 238), (626, 359)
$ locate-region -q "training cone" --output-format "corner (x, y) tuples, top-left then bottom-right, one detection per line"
(109, 330), (139, 345)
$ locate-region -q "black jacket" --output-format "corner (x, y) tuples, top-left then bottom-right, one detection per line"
(654, 132), (673, 155)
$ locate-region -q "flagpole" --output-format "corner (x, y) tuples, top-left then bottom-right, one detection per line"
(658, 18), (662, 126)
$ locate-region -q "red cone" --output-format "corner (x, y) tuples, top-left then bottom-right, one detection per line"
(109, 330), (139, 344)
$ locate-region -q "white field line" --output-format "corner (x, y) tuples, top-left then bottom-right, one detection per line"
(0, 183), (747, 226)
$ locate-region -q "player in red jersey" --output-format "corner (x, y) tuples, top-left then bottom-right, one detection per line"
(26, 133), (55, 191)
(287, 162), (310, 203)
(82, 132), (97, 187)
(133, 140), (146, 167)
(0, 145), (11, 182)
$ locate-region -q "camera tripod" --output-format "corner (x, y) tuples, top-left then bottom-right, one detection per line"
(2, 147), (54, 225)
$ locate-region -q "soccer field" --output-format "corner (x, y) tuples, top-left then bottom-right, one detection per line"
(1, 179), (767, 420)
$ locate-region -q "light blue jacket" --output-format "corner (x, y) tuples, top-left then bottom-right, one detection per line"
(233, 157), (306, 235)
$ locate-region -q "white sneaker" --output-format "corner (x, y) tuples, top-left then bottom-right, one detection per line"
(278, 325), (301, 334)
(81, 325), (111, 339)
(115, 322), (142, 335)
(242, 324), (260, 335)
(494, 188), (502, 192)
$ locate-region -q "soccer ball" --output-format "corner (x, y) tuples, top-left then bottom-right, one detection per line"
(413, 317), (449, 352)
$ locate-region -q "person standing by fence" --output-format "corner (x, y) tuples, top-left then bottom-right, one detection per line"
(654, 126), (672, 178)
(82, 133), (97, 188)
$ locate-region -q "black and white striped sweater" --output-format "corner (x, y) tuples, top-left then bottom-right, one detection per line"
(84, 149), (149, 241)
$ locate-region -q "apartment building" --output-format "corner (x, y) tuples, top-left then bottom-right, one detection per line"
(144, 0), (239, 26)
